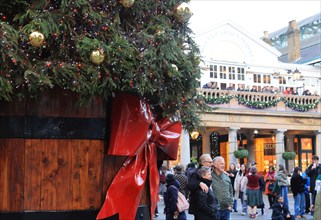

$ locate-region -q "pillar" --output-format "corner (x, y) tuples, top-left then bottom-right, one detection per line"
(286, 134), (295, 173)
(245, 130), (255, 165)
(315, 130), (321, 159)
(180, 131), (191, 167)
(276, 129), (287, 169)
(202, 132), (211, 154)
(228, 127), (239, 165)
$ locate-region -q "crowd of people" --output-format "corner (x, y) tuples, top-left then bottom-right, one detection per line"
(201, 81), (319, 96)
(157, 154), (321, 220)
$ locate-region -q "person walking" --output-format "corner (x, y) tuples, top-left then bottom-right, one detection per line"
(264, 165), (276, 209)
(186, 154), (213, 220)
(227, 163), (238, 212)
(174, 165), (189, 198)
(290, 167), (306, 218)
(194, 166), (219, 220)
(211, 156), (233, 220)
(234, 164), (247, 215)
(275, 164), (289, 209)
(246, 166), (263, 219)
(163, 174), (187, 220)
(306, 155), (321, 212)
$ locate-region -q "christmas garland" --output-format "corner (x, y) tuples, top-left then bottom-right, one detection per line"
(203, 94), (321, 112)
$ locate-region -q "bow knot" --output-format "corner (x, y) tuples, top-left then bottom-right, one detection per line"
(97, 93), (182, 220)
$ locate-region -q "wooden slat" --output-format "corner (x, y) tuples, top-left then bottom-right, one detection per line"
(87, 140), (104, 209)
(24, 139), (42, 210)
(0, 139), (9, 210)
(7, 139), (25, 211)
(56, 139), (73, 210)
(41, 139), (58, 210)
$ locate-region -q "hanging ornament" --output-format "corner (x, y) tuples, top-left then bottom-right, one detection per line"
(119, 0), (135, 8)
(176, 3), (193, 22)
(29, 31), (45, 47)
(90, 49), (105, 65)
(171, 64), (178, 72)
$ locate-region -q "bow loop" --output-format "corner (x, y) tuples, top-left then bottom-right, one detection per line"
(97, 93), (182, 220)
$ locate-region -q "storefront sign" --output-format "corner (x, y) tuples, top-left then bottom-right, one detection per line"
(264, 143), (276, 155)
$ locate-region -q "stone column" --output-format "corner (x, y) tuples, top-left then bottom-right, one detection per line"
(228, 127), (239, 165)
(315, 130), (321, 159)
(180, 131), (191, 167)
(202, 132), (211, 154)
(245, 130), (255, 165)
(276, 129), (287, 169)
(286, 134), (295, 173)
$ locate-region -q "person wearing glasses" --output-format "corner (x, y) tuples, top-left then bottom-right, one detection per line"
(211, 156), (234, 220)
(186, 154), (213, 220)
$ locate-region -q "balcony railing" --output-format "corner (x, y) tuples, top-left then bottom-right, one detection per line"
(198, 88), (321, 113)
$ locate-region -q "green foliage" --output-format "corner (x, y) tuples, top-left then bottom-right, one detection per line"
(0, 0), (206, 132)
(234, 149), (249, 159)
(282, 151), (296, 160)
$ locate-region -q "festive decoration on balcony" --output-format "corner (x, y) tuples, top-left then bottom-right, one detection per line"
(204, 95), (234, 104)
(234, 148), (249, 159)
(283, 98), (321, 112)
(97, 93), (182, 220)
(29, 31), (45, 47)
(236, 96), (281, 109)
(282, 151), (296, 160)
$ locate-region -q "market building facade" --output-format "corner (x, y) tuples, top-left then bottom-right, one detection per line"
(178, 13), (321, 174)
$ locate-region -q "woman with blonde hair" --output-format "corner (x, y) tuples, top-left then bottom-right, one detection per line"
(275, 164), (289, 209)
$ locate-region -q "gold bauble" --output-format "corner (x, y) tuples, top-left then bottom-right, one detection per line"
(120, 0), (135, 8)
(90, 49), (105, 65)
(176, 3), (193, 22)
(29, 31), (45, 47)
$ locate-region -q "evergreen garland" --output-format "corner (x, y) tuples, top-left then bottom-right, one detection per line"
(203, 94), (321, 112)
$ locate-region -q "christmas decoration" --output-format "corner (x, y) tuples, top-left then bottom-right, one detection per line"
(234, 149), (249, 158)
(90, 49), (105, 65)
(97, 93), (182, 220)
(282, 151), (296, 160)
(120, 0), (135, 8)
(176, 2), (193, 22)
(29, 31), (44, 47)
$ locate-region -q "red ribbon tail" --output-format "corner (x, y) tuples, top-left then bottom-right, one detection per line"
(97, 149), (148, 220)
(148, 144), (160, 220)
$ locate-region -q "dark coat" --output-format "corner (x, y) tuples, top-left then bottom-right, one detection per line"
(290, 173), (306, 196)
(306, 164), (321, 193)
(186, 166), (203, 214)
(164, 179), (186, 220)
(272, 201), (292, 220)
(195, 178), (219, 220)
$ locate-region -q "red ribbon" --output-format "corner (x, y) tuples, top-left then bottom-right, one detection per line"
(97, 93), (182, 220)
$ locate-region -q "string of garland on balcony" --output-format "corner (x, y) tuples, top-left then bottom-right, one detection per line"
(0, 0), (209, 133)
(203, 94), (321, 112)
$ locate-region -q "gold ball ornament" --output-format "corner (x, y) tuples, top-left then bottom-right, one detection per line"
(90, 49), (105, 65)
(29, 31), (45, 47)
(176, 3), (193, 22)
(120, 0), (135, 8)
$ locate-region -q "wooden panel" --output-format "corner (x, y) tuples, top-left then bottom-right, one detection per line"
(41, 139), (58, 210)
(26, 88), (106, 118)
(56, 139), (73, 210)
(24, 139), (42, 210)
(24, 139), (104, 211)
(0, 139), (25, 211)
(87, 140), (104, 209)
(0, 139), (9, 210)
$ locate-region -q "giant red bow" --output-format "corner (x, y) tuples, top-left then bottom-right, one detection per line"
(97, 93), (182, 220)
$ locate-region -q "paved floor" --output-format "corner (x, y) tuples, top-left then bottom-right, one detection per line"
(155, 193), (314, 220)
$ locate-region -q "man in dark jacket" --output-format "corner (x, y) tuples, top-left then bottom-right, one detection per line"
(306, 155), (321, 208)
(272, 195), (295, 220)
(186, 154), (213, 220)
(290, 167), (306, 218)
